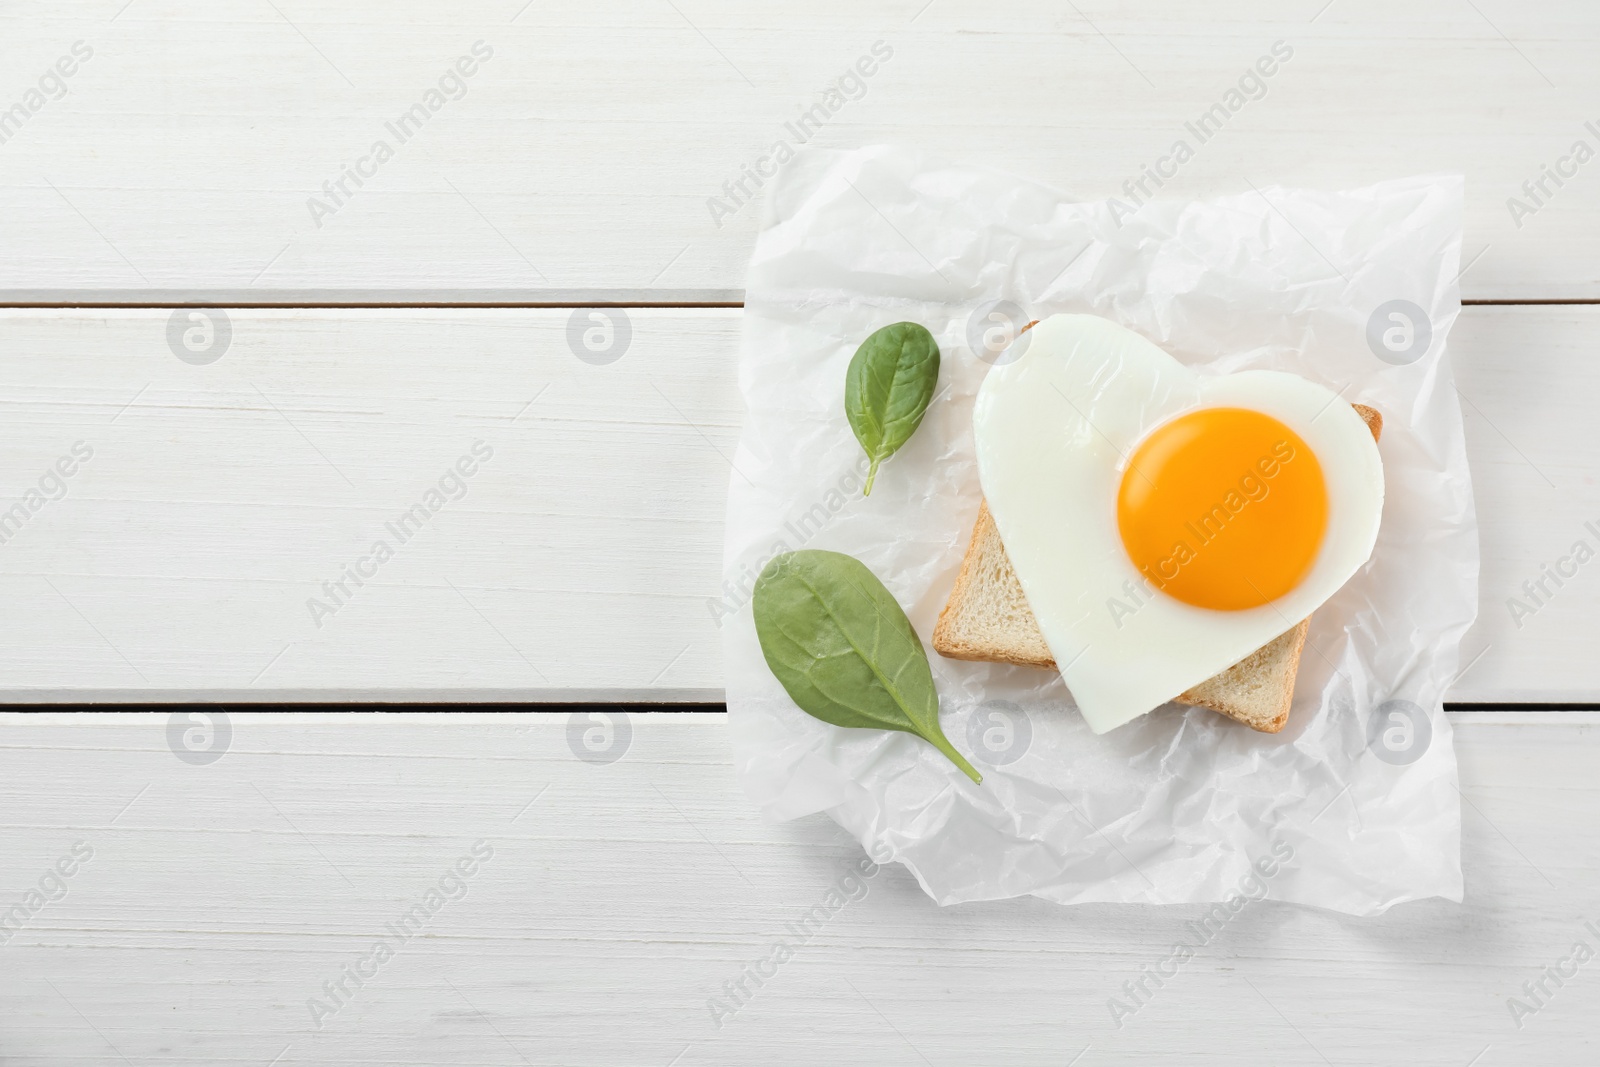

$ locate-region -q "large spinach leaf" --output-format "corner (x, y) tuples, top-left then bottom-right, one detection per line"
(752, 549), (981, 783)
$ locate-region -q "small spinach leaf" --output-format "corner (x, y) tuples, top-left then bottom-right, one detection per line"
(845, 322), (940, 495)
(753, 549), (981, 784)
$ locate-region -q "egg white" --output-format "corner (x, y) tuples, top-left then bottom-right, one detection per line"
(972, 314), (1385, 734)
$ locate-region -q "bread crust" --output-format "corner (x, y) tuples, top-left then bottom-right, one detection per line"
(933, 500), (1056, 668)
(1175, 620), (1307, 732)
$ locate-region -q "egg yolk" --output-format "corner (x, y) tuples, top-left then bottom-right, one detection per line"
(1116, 407), (1327, 611)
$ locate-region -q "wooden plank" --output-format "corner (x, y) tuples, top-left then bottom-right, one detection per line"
(1452, 306), (1600, 702)
(0, 307), (738, 700)
(4, 3), (1600, 300)
(0, 304), (1587, 702)
(0, 712), (1593, 1064)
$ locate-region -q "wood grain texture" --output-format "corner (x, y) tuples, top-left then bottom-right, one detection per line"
(0, 712), (1593, 1066)
(4, 2), (1600, 299)
(0, 304), (1587, 702)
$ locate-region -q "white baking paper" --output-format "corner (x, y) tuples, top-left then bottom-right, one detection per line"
(721, 145), (1477, 915)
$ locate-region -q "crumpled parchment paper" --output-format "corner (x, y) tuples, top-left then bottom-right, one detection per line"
(721, 145), (1477, 915)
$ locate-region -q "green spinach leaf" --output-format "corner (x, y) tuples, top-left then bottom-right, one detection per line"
(752, 549), (981, 784)
(845, 322), (940, 495)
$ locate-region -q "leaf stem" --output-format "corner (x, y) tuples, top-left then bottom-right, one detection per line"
(863, 455), (880, 496)
(924, 730), (983, 784)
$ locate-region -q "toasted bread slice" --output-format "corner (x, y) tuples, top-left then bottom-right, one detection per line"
(933, 403), (1382, 733)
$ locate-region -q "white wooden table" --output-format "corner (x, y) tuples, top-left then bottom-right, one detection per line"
(4, 4), (1600, 1064)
